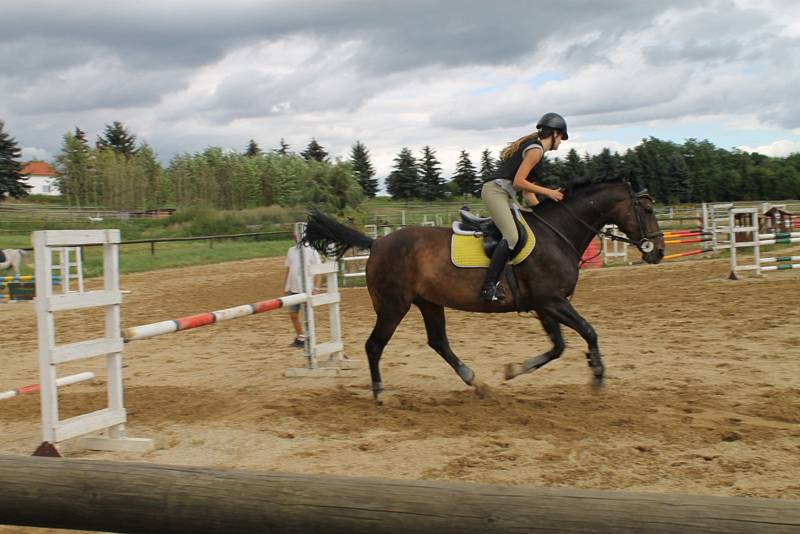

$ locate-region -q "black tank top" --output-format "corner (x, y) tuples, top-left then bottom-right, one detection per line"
(494, 139), (544, 184)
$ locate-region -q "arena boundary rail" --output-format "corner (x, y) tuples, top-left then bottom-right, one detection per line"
(0, 455), (798, 533)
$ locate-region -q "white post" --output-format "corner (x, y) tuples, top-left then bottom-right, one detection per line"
(284, 223), (356, 378)
(34, 232), (58, 446)
(729, 209), (737, 279)
(753, 211), (761, 275)
(59, 247), (69, 293)
(33, 230), (152, 455)
(729, 208), (759, 280)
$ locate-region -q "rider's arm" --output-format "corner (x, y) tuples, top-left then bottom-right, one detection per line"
(512, 148), (562, 201)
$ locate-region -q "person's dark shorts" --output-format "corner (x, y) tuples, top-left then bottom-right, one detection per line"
(286, 291), (301, 313)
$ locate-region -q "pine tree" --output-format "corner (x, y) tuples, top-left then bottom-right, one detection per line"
(564, 148), (584, 181)
(350, 141), (379, 198)
(452, 150), (479, 196)
(56, 131), (92, 206)
(479, 149), (497, 184)
(245, 139), (261, 157)
(274, 138), (290, 156)
(419, 146), (444, 200)
(667, 153), (691, 203)
(0, 121), (29, 200)
(620, 149), (645, 191)
(386, 147), (419, 199)
(97, 121), (138, 157)
(592, 148), (619, 183)
(74, 127), (89, 148)
(301, 138), (328, 162)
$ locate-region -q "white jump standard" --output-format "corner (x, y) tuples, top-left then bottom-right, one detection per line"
(33, 229), (153, 456)
(32, 227), (353, 455)
(728, 207), (800, 279)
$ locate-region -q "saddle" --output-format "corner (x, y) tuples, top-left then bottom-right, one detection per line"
(452, 209), (529, 258)
(0, 250), (5, 264)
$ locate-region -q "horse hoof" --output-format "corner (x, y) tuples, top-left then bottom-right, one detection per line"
(591, 376), (604, 391)
(504, 363), (523, 380)
(472, 379), (491, 399)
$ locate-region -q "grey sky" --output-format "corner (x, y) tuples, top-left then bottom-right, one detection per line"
(1, 0), (798, 180)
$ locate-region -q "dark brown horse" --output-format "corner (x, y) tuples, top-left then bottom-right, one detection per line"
(303, 179), (665, 400)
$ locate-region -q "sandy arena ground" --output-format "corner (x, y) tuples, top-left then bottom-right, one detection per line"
(1, 252), (799, 531)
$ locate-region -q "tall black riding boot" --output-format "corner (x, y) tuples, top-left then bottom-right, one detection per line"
(479, 239), (511, 302)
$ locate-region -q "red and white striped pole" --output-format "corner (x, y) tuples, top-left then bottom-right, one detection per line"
(0, 372), (95, 401)
(122, 293), (308, 342)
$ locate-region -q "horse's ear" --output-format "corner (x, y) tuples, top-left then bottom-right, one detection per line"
(628, 176), (645, 193)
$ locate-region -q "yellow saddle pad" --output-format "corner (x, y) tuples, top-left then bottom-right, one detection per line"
(451, 216), (536, 268)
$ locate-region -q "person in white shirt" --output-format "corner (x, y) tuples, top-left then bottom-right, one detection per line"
(283, 236), (322, 348)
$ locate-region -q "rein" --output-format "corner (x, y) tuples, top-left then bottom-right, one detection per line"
(529, 183), (662, 265)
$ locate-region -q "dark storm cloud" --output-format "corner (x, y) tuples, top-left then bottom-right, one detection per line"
(0, 1), (694, 107)
(1, 0), (797, 163)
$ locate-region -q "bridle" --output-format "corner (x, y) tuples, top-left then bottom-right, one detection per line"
(530, 181), (663, 264)
(597, 182), (663, 254)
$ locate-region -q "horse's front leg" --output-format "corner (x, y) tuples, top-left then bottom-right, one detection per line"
(547, 298), (604, 389)
(505, 315), (565, 380)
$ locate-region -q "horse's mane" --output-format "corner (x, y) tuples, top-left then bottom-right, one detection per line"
(532, 176), (628, 211)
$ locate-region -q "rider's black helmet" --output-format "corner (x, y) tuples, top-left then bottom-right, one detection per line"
(536, 112), (568, 140)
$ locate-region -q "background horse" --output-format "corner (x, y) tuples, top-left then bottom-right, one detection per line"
(304, 179), (665, 400)
(0, 249), (28, 277)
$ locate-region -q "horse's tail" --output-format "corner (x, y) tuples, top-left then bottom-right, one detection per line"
(303, 211), (374, 259)
(18, 249), (29, 265)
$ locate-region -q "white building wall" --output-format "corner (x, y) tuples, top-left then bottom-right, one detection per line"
(23, 175), (61, 196)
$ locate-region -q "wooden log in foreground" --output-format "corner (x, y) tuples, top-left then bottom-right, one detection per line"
(0, 455), (798, 533)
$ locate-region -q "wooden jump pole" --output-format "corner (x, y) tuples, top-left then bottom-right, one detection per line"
(0, 455), (798, 534)
(0, 372), (94, 401)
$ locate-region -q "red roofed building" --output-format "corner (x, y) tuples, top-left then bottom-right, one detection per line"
(20, 161), (61, 196)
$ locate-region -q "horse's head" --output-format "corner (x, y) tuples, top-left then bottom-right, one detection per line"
(607, 180), (665, 264)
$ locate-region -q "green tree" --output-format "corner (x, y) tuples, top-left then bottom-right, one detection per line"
(55, 131), (93, 206)
(589, 148), (620, 183)
(304, 160), (364, 215)
(274, 138), (291, 155)
(666, 153), (691, 203)
(350, 141), (379, 197)
(136, 144), (169, 208)
(245, 139), (262, 157)
(0, 121), (29, 200)
(479, 148), (496, 184)
(301, 138), (328, 162)
(419, 146), (444, 200)
(564, 148), (585, 181)
(74, 127), (89, 148)
(452, 149), (479, 196)
(97, 121), (138, 157)
(386, 147), (419, 199)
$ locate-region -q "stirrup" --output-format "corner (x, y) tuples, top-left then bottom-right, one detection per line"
(479, 281), (505, 302)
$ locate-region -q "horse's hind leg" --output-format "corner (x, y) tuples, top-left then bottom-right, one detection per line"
(365, 307), (408, 401)
(505, 315), (565, 380)
(415, 299), (489, 397)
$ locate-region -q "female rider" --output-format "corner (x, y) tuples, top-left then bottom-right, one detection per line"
(479, 112), (568, 301)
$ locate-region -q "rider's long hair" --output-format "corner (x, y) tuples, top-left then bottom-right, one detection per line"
(499, 127), (556, 160)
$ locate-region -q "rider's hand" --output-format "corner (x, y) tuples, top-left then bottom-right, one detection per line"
(548, 189), (564, 202)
